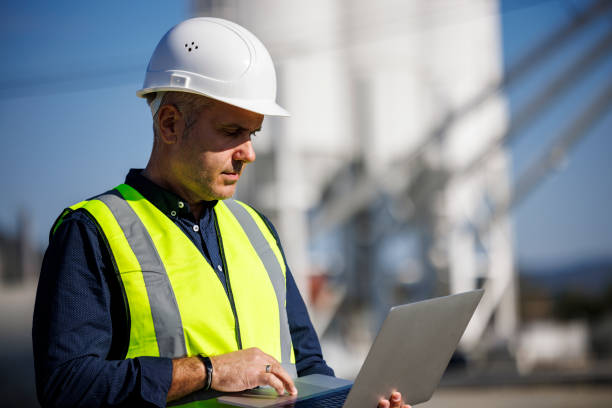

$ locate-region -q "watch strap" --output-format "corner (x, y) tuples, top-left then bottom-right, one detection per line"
(198, 355), (213, 391)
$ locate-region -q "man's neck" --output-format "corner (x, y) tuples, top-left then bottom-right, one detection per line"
(142, 165), (208, 220)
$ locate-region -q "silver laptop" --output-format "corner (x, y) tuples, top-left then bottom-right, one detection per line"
(217, 289), (484, 407)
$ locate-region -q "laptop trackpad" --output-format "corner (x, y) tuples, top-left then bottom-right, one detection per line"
(245, 381), (328, 397)
(217, 374), (352, 407)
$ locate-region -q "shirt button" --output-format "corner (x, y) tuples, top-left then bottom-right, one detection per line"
(193, 225), (200, 232)
(217, 265), (222, 272)
(178, 201), (185, 209)
(170, 210), (177, 217)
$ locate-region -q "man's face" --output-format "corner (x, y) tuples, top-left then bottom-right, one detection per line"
(173, 99), (263, 202)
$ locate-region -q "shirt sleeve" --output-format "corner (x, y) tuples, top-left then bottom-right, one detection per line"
(286, 270), (335, 377)
(32, 211), (173, 408)
(255, 211), (335, 377)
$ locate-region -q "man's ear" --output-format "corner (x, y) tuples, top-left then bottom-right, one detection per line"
(157, 104), (185, 144)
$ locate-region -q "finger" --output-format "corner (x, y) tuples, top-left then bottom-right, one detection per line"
(390, 392), (402, 408)
(260, 372), (286, 395)
(267, 363), (297, 395)
(255, 351), (297, 395)
(377, 398), (390, 408)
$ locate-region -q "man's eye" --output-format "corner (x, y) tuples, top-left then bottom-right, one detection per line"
(223, 129), (241, 136)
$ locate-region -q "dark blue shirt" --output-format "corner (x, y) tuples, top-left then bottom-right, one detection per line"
(32, 169), (333, 408)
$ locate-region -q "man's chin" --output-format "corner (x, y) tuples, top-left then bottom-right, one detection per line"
(212, 186), (237, 201)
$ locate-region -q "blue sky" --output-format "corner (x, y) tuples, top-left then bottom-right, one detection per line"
(500, 0), (612, 266)
(0, 0), (610, 269)
(0, 1), (189, 243)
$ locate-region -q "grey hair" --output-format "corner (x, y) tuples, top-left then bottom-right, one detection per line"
(147, 91), (214, 141)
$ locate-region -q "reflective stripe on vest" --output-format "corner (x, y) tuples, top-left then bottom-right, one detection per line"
(56, 184), (296, 380)
(223, 199), (293, 369)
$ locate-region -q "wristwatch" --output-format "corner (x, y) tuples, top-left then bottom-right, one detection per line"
(198, 354), (213, 391)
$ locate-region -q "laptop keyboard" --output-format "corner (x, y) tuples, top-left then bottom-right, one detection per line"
(284, 387), (350, 408)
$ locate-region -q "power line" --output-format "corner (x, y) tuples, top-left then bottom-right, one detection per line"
(0, 0), (582, 98)
(0, 62), (144, 100)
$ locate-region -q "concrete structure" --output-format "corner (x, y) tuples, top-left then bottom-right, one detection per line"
(193, 0), (516, 375)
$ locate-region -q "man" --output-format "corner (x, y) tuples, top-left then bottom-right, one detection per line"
(33, 17), (409, 408)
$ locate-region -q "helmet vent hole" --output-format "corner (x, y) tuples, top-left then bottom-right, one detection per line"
(185, 41), (199, 52)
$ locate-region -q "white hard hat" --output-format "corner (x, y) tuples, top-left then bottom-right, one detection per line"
(137, 17), (289, 117)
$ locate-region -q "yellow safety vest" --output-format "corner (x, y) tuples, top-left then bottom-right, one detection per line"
(53, 183), (296, 406)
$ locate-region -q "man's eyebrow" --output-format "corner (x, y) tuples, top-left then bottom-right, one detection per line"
(219, 123), (262, 132)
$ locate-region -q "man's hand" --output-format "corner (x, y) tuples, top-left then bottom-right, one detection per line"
(210, 347), (297, 396)
(378, 391), (411, 408)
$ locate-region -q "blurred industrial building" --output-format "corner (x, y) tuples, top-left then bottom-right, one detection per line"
(0, 210), (41, 286)
(0, 211), (41, 407)
(195, 0), (612, 383)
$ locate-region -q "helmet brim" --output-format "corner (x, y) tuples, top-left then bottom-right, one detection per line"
(137, 87), (290, 117)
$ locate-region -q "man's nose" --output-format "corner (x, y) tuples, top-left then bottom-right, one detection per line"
(233, 139), (256, 163)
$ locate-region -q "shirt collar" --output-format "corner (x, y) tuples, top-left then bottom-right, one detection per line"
(124, 168), (218, 221)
